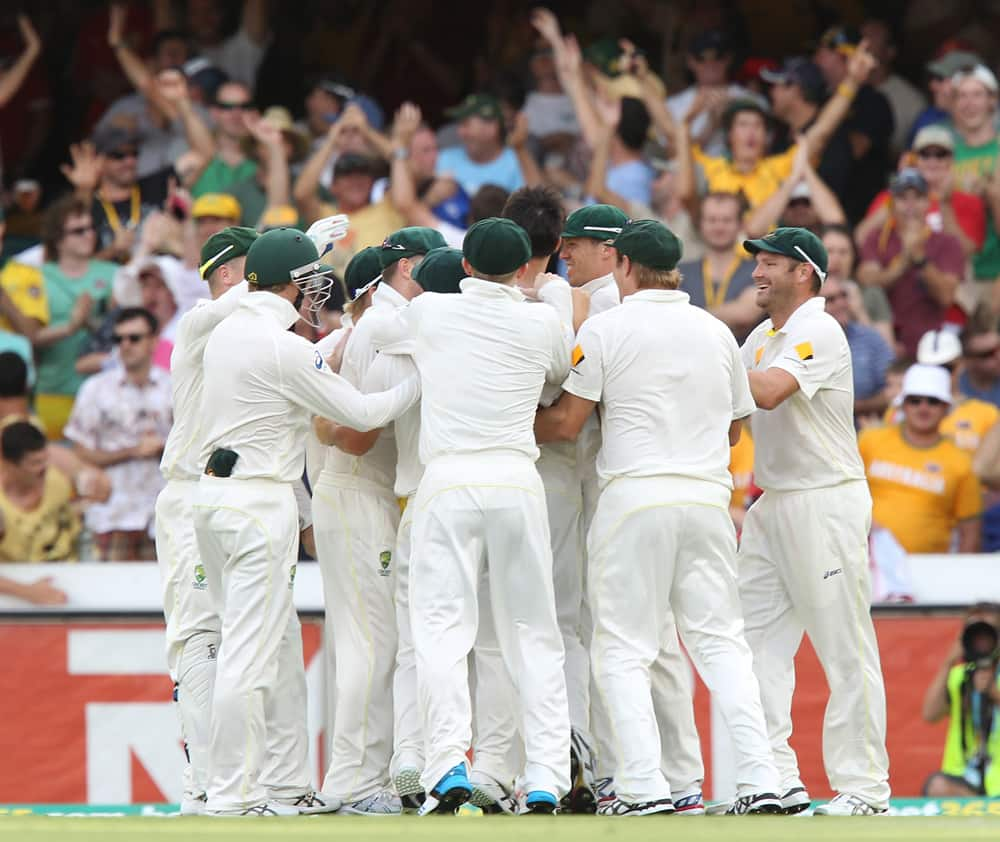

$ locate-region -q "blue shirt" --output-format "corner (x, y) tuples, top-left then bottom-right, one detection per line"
(845, 321), (893, 401)
(607, 159), (654, 205)
(436, 146), (524, 196)
(959, 370), (1000, 408)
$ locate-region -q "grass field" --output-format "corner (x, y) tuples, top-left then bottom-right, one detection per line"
(3, 814), (1000, 842)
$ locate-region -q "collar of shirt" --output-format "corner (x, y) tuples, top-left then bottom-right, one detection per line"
(373, 281), (408, 310)
(115, 364), (168, 389)
(581, 272), (616, 296)
(623, 289), (690, 305)
(459, 276), (525, 302)
(768, 295), (825, 335)
(239, 290), (300, 329)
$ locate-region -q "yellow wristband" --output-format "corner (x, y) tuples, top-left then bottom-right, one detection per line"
(837, 82), (858, 99)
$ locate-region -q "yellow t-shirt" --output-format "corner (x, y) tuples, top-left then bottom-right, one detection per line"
(883, 397), (1000, 453)
(858, 424), (982, 554)
(692, 145), (797, 209)
(0, 260), (48, 330)
(729, 428), (755, 511)
(0, 467), (80, 562)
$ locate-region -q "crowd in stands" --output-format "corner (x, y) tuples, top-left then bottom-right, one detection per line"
(1, 2), (999, 588)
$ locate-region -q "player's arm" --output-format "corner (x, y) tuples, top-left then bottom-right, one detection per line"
(748, 368), (799, 410)
(312, 416), (381, 455)
(535, 392), (597, 443)
(729, 420), (743, 447)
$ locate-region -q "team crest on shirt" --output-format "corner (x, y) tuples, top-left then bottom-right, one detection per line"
(794, 341), (814, 361)
(193, 564), (207, 591)
(314, 350), (324, 370)
(925, 462), (942, 474)
(379, 550), (392, 576)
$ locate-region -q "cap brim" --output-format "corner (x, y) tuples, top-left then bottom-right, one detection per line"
(759, 68), (790, 84)
(742, 238), (788, 258)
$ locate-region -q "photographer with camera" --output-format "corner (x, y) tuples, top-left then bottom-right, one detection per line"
(922, 603), (1000, 797)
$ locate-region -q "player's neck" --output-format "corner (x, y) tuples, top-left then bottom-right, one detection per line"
(525, 256), (550, 278)
(769, 294), (811, 330)
(902, 423), (942, 448)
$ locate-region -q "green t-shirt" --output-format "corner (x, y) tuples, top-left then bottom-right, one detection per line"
(36, 260), (116, 396)
(953, 135), (1000, 280)
(227, 176), (267, 228)
(191, 156), (258, 198)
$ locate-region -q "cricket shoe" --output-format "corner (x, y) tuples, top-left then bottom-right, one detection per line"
(813, 794), (887, 816)
(725, 792), (783, 815)
(780, 786), (811, 815)
(209, 801), (300, 817)
(418, 763), (473, 816)
(560, 729), (597, 813)
(338, 790), (402, 816)
(272, 791), (341, 815)
(673, 791), (705, 815)
(469, 770), (516, 814)
(597, 796), (675, 817)
(179, 794), (207, 816)
(593, 775), (615, 805)
(394, 767), (426, 812)
(520, 790), (559, 815)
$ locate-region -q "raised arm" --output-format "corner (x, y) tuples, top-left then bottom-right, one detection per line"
(0, 16), (41, 109)
(156, 70), (216, 164)
(292, 126), (337, 224)
(389, 103), (438, 228)
(245, 113), (290, 212)
(745, 142), (809, 237)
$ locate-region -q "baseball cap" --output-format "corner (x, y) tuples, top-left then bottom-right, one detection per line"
(199, 226), (259, 279)
(333, 153), (375, 179)
(688, 30), (731, 60)
(445, 93), (503, 123)
(583, 39), (624, 77)
(901, 364), (953, 405)
(912, 125), (955, 152)
(743, 227), (828, 280)
(817, 25), (860, 56)
(721, 98), (770, 132)
(411, 247), (466, 294)
(612, 219), (682, 270)
(952, 64), (1000, 94)
(259, 205), (299, 231)
(890, 167), (929, 196)
(343, 246), (384, 300)
(761, 57), (826, 102)
(462, 217), (531, 275)
(926, 50), (981, 79)
(561, 204), (629, 241)
(916, 329), (963, 366)
(92, 125), (140, 156)
(378, 227), (448, 269)
(192, 193), (242, 221)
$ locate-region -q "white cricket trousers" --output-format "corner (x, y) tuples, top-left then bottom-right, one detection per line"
(193, 476), (311, 813)
(738, 480), (890, 807)
(410, 452), (571, 797)
(154, 479), (221, 801)
(390, 500), (421, 778)
(312, 472), (399, 802)
(588, 476), (779, 803)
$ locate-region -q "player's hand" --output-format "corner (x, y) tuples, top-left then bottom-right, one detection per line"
(325, 329), (351, 374)
(21, 577), (68, 606)
(534, 272), (567, 294)
(306, 214), (350, 259)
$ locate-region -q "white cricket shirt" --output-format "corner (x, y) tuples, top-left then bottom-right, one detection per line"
(198, 292), (418, 483)
(365, 339), (422, 497)
(160, 281), (248, 481)
(564, 289), (753, 501)
(580, 272), (620, 316)
(741, 296), (866, 492)
(407, 277), (571, 464)
(576, 272), (622, 469)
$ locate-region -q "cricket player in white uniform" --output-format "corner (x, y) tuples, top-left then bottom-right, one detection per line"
(193, 227), (419, 817)
(310, 227), (445, 815)
(404, 218), (572, 815)
(738, 227), (890, 816)
(537, 220), (781, 816)
(559, 205), (705, 808)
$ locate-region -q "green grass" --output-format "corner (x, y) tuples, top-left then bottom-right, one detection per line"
(2, 815), (1000, 842)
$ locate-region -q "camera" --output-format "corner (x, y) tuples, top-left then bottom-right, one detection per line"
(962, 619), (1000, 670)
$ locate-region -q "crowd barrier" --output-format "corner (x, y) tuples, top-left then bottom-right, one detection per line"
(0, 559), (992, 804)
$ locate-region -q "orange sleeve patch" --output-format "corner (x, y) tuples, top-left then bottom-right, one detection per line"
(571, 344), (585, 366)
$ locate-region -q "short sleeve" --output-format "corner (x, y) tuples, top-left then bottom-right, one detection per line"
(769, 319), (842, 400)
(729, 333), (755, 419)
(954, 464), (983, 521)
(62, 380), (101, 449)
(1, 263), (49, 325)
(562, 321), (603, 402)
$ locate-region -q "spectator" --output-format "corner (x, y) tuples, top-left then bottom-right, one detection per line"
(813, 26), (895, 222)
(859, 363), (982, 554)
(0, 207), (46, 357)
(436, 94), (524, 195)
(0, 16), (41, 112)
(522, 42), (579, 150)
(189, 81), (258, 196)
(860, 18), (928, 153)
(909, 50), (981, 142)
(191, 193), (242, 243)
(300, 75), (351, 151)
(31, 197), (117, 440)
(857, 126), (987, 260)
(137, 258), (181, 371)
(823, 275), (894, 421)
(857, 168), (965, 358)
(588, 96), (654, 207)
(676, 191), (762, 341)
(921, 603), (1000, 797)
(823, 224), (894, 347)
(666, 29), (766, 157)
(64, 307), (172, 562)
(0, 421), (80, 563)
(948, 66), (1000, 306)
(960, 330), (1000, 407)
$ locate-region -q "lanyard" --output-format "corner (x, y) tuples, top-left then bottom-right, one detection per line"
(702, 253), (742, 308)
(99, 185), (141, 234)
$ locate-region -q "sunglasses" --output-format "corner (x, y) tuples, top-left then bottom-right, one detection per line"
(215, 100), (254, 111)
(967, 347), (1000, 359)
(112, 332), (151, 345)
(903, 395), (946, 407)
(107, 148), (138, 161)
(917, 147), (952, 159)
(824, 291), (848, 302)
(64, 224), (95, 237)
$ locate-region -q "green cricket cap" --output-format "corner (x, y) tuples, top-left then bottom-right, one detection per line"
(561, 204), (629, 241)
(244, 227), (320, 288)
(411, 247), (466, 294)
(445, 93), (503, 123)
(378, 226), (448, 269)
(344, 246), (384, 300)
(743, 226), (828, 280)
(462, 217), (531, 275)
(583, 38), (624, 77)
(199, 226), (259, 279)
(612, 219), (683, 270)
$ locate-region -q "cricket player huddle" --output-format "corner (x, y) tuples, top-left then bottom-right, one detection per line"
(154, 184), (891, 819)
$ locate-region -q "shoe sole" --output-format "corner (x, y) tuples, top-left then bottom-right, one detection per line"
(748, 803), (783, 815)
(394, 769), (423, 798)
(422, 787), (472, 816)
(782, 801), (810, 815)
(525, 801), (558, 815)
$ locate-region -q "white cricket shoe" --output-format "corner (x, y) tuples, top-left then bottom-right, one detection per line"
(596, 796), (675, 817)
(272, 790), (341, 814)
(469, 770), (516, 814)
(780, 786), (811, 814)
(208, 801), (301, 817)
(339, 789), (403, 816)
(179, 794), (207, 816)
(394, 767), (425, 812)
(813, 793), (887, 816)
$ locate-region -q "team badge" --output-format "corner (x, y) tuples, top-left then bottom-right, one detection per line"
(378, 550), (392, 576)
(754, 346), (765, 365)
(247, 271), (257, 281)
(925, 462), (941, 473)
(193, 564), (207, 591)
(571, 344), (585, 367)
(314, 350), (324, 370)
(794, 341), (814, 361)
